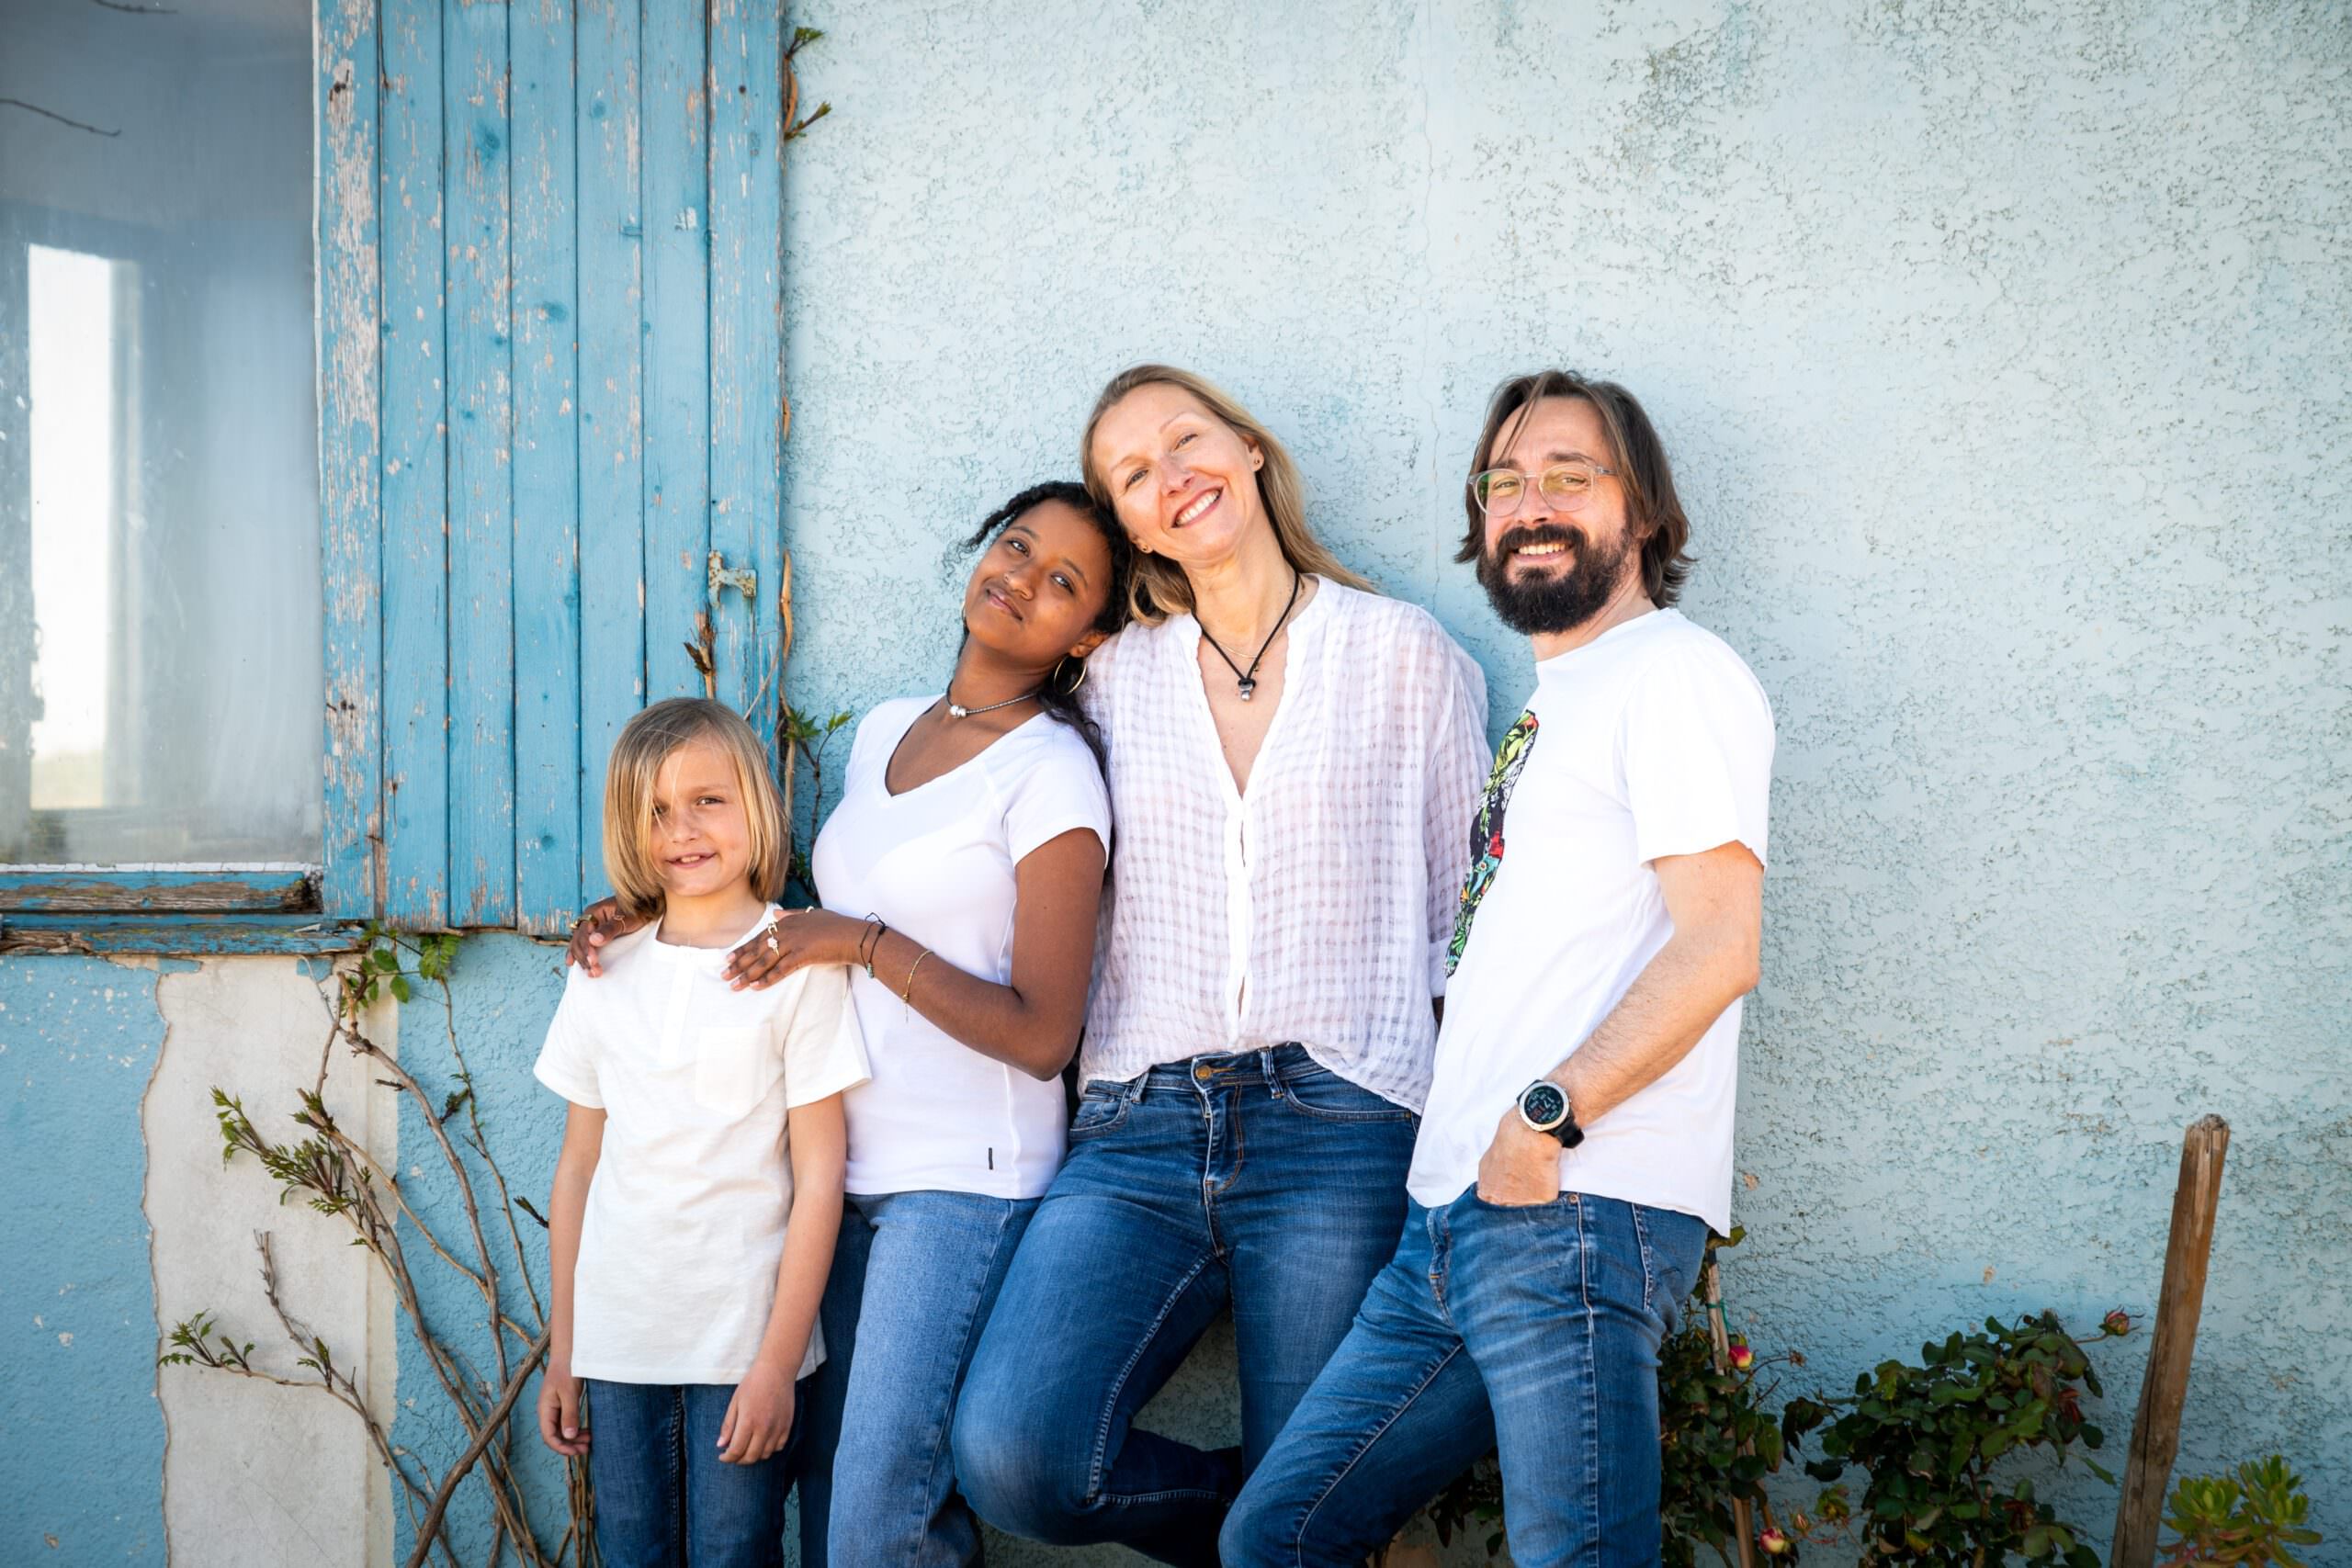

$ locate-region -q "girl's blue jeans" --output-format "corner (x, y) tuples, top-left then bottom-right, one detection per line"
(794, 1187), (1037, 1567)
(1220, 1190), (1710, 1568)
(949, 1044), (1419, 1566)
(582, 1377), (801, 1568)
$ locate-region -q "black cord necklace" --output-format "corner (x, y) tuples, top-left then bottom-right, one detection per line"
(1198, 570), (1302, 702)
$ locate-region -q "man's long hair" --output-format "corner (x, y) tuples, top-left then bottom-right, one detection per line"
(1458, 370), (1693, 608)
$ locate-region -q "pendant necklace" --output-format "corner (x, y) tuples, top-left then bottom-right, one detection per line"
(944, 687), (1039, 720)
(1198, 570), (1302, 702)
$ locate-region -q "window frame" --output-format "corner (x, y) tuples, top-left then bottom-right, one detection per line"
(0, 0), (353, 946)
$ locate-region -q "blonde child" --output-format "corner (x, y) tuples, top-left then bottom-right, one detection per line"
(535, 698), (867, 1568)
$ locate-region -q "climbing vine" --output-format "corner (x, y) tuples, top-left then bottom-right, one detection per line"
(162, 930), (594, 1568)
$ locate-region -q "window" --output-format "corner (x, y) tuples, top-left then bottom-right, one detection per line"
(1, 0), (320, 904)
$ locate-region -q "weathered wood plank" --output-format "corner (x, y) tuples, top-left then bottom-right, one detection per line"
(707, 0), (784, 758)
(445, 0), (517, 927)
(0, 870), (320, 915)
(0, 915), (370, 957)
(379, 0), (451, 929)
(574, 0), (647, 908)
(512, 0), (583, 936)
(2111, 1115), (2232, 1568)
(640, 0), (712, 705)
(318, 0), (385, 919)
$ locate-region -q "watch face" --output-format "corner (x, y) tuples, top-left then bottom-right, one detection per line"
(1521, 1082), (1566, 1128)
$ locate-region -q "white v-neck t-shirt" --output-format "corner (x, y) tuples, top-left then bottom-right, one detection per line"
(534, 907), (870, 1384)
(1408, 610), (1775, 1233)
(811, 697), (1112, 1200)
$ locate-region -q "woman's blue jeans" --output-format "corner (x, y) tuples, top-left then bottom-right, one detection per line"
(950, 1044), (1418, 1567)
(794, 1188), (1037, 1567)
(583, 1378), (801, 1568)
(1221, 1190), (1710, 1568)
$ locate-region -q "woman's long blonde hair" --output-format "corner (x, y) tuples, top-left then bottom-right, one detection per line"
(1079, 364), (1372, 625)
(602, 698), (789, 920)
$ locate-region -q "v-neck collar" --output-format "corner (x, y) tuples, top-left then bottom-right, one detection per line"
(879, 699), (1051, 801)
(1176, 575), (1330, 804)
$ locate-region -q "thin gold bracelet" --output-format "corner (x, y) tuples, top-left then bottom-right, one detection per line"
(899, 948), (933, 1007)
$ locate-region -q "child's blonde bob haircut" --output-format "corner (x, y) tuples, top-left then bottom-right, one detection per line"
(602, 698), (788, 920)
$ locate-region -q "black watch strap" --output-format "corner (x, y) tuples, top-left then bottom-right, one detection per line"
(1517, 1080), (1586, 1148)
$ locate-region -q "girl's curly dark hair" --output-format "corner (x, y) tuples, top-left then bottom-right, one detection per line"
(964, 480), (1133, 768)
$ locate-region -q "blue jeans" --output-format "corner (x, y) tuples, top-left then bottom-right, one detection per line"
(583, 1378), (802, 1568)
(1222, 1190), (1709, 1568)
(950, 1045), (1418, 1566)
(795, 1189), (1037, 1568)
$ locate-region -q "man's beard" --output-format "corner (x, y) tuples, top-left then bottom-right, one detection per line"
(1476, 522), (1637, 637)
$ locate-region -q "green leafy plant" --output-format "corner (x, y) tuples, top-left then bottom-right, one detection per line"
(780, 702), (853, 895)
(1661, 1233), (1822, 1564)
(1792, 1310), (2133, 1566)
(1420, 1452), (1505, 1558)
(2160, 1457), (2322, 1566)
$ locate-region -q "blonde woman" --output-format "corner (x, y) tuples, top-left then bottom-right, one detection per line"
(944, 367), (1488, 1562)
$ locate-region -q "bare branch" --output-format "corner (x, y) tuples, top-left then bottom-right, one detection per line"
(402, 1328), (553, 1568)
(0, 98), (120, 137)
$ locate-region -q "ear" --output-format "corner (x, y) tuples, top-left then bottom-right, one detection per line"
(1248, 442), (1263, 471)
(1068, 629), (1110, 660)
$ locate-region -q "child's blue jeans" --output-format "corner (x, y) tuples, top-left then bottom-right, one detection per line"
(584, 1377), (803, 1568)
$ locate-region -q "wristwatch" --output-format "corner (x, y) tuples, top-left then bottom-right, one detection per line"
(1516, 1080), (1585, 1148)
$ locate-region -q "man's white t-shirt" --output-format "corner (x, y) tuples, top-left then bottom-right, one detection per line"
(1408, 609), (1774, 1235)
(533, 908), (869, 1384)
(811, 697), (1111, 1200)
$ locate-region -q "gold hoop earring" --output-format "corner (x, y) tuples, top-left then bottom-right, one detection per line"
(1055, 655), (1090, 695)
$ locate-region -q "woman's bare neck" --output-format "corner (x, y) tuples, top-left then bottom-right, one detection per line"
(1189, 527), (1305, 649)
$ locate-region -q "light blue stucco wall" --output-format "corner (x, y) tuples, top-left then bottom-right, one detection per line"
(0, 956), (169, 1562)
(770, 0), (2350, 1558)
(383, 936), (572, 1563)
(2, 2), (2345, 1564)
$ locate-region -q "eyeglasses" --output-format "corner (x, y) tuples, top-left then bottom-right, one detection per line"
(1468, 460), (1618, 516)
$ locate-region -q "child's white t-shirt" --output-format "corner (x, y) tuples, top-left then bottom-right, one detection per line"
(810, 697), (1111, 1200)
(533, 906), (869, 1384)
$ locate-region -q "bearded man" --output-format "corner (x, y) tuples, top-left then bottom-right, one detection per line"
(1223, 371), (1776, 1567)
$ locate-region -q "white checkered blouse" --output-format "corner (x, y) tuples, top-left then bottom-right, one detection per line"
(1077, 577), (1489, 1111)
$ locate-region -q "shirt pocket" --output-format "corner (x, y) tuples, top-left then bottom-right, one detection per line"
(692, 1025), (775, 1117)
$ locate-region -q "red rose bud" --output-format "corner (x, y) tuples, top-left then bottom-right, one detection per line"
(1727, 1338), (1756, 1371)
(2103, 1309), (2132, 1337)
(1759, 1527), (1792, 1555)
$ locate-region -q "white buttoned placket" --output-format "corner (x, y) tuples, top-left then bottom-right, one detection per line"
(1183, 616), (1298, 1046)
(1077, 578), (1490, 1111)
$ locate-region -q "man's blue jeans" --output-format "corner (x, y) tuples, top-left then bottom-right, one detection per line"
(795, 1188), (1036, 1567)
(1222, 1190), (1709, 1568)
(950, 1045), (1418, 1566)
(583, 1378), (801, 1568)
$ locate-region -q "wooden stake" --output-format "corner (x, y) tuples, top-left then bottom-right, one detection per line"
(1701, 1257), (1760, 1568)
(2110, 1114), (2231, 1568)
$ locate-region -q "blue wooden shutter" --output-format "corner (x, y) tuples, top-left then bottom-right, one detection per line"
(320, 0), (797, 934)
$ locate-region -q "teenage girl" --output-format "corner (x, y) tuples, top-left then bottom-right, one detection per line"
(569, 482), (1129, 1565)
(537, 698), (869, 1568)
